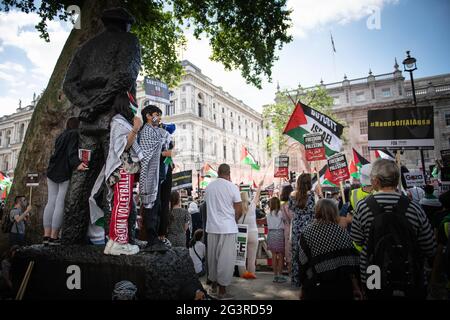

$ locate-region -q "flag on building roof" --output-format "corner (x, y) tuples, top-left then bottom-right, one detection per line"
(241, 146), (260, 171)
(330, 32), (337, 53)
(283, 102), (344, 156)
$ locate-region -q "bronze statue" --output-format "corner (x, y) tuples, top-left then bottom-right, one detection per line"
(61, 8), (141, 244)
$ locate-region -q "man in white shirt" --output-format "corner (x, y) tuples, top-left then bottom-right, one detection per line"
(205, 164), (242, 300)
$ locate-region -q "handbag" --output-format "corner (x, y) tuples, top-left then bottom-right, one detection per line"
(193, 244), (206, 276)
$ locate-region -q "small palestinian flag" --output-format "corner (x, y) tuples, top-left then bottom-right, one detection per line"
(241, 146), (260, 171)
(312, 165), (337, 188)
(203, 163), (218, 178)
(374, 149), (395, 161)
(127, 91), (138, 115)
(349, 160), (359, 179)
(353, 148), (370, 168)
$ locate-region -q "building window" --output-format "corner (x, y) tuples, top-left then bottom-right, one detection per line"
(238, 116), (240, 121)
(356, 92), (365, 102)
(166, 104), (171, 116)
(0, 132), (2, 147)
(199, 138), (204, 153)
(246, 128), (248, 138)
(181, 99), (186, 111)
(231, 122), (234, 131)
(346, 91), (349, 103)
(362, 145), (370, 160)
(231, 112), (233, 118)
(333, 96), (340, 106)
(182, 124), (186, 130)
(213, 114), (216, 121)
(382, 87), (392, 98)
(223, 145), (227, 160)
(213, 103), (215, 109)
(182, 86), (186, 92)
(232, 147), (236, 162)
(398, 84), (403, 96)
(222, 119), (225, 130)
(6, 130), (11, 146)
(198, 103), (203, 118)
(360, 120), (368, 135)
(371, 88), (375, 100)
(445, 112), (450, 126)
(214, 143), (217, 155)
(222, 107), (224, 113)
(239, 126), (241, 136)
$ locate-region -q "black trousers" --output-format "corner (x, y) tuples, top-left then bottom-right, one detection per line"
(158, 166), (172, 237)
(143, 185), (161, 245)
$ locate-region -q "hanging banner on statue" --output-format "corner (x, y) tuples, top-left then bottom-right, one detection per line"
(26, 173), (39, 187)
(403, 170), (425, 188)
(367, 106), (434, 150)
(143, 77), (170, 105)
(441, 149), (450, 167)
(274, 155), (289, 178)
(327, 153), (350, 182)
(304, 132), (326, 161)
(171, 170), (192, 191)
(236, 224), (248, 267)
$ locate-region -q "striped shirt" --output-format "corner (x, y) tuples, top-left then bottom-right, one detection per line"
(351, 192), (436, 283)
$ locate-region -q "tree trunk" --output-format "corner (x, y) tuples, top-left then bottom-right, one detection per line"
(2, 0), (123, 247)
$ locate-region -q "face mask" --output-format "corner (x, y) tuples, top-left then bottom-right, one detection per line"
(151, 116), (159, 125)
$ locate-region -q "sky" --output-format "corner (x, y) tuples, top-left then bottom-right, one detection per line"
(0, 0), (449, 117)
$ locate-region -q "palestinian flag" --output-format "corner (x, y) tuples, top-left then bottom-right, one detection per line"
(349, 160), (359, 179)
(374, 149), (395, 161)
(312, 165), (338, 188)
(202, 163), (218, 178)
(127, 91), (138, 115)
(353, 148), (370, 167)
(283, 102), (344, 156)
(241, 146), (260, 171)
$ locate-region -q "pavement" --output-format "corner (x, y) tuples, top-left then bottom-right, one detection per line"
(200, 271), (299, 300)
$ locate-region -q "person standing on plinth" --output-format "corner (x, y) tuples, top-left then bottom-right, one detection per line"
(61, 7), (141, 245)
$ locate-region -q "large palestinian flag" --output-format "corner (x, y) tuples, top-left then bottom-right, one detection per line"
(350, 148), (370, 179)
(312, 165), (338, 187)
(283, 102), (344, 156)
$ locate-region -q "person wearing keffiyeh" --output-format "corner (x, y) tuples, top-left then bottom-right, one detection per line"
(139, 105), (172, 251)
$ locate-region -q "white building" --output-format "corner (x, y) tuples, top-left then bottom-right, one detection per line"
(279, 60), (450, 173)
(136, 60), (268, 185)
(0, 101), (35, 175)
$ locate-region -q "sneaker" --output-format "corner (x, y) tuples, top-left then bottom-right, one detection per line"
(107, 241), (140, 256)
(43, 237), (50, 246)
(217, 293), (235, 300)
(104, 239), (114, 255)
(130, 238), (148, 249)
(277, 276), (287, 283)
(48, 238), (61, 246)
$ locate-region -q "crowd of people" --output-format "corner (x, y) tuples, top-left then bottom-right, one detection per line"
(0, 91), (449, 300)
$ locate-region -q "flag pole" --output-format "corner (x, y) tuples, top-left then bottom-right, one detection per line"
(315, 161), (322, 197)
(340, 181), (346, 204)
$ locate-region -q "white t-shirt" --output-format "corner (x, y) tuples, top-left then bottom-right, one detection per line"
(267, 210), (284, 230)
(205, 178), (241, 234)
(238, 202), (258, 232)
(189, 241), (206, 274)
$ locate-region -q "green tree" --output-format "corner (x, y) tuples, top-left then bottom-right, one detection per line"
(0, 0), (292, 244)
(262, 85), (339, 156)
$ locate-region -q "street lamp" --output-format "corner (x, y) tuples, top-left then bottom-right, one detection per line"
(195, 158), (202, 198)
(402, 50), (426, 182)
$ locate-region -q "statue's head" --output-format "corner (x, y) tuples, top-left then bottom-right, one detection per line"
(101, 7), (135, 32)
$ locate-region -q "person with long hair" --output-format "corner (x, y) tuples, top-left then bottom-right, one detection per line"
(280, 184), (294, 276)
(288, 173), (315, 287)
(43, 117), (86, 246)
(238, 180), (263, 279)
(167, 190), (190, 247)
(189, 229), (206, 276)
(267, 197), (287, 283)
(103, 92), (143, 255)
(299, 199), (361, 300)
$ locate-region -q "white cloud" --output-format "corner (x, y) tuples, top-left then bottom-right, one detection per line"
(288, 0), (398, 38)
(0, 11), (71, 116)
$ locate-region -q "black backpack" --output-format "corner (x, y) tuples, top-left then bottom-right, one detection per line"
(365, 194), (425, 297)
(1, 209), (13, 233)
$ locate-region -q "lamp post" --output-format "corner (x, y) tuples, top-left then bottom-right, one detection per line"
(195, 158), (202, 198)
(402, 51), (427, 183)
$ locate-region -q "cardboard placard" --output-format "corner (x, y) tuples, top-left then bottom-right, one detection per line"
(171, 170), (193, 191)
(403, 171), (425, 188)
(441, 149), (450, 167)
(274, 156), (289, 178)
(304, 132), (326, 161)
(235, 224), (248, 267)
(26, 173), (39, 187)
(327, 153), (350, 183)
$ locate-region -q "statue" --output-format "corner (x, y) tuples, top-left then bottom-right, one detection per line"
(61, 7), (141, 244)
